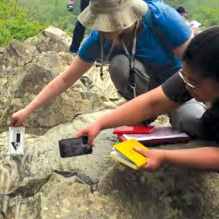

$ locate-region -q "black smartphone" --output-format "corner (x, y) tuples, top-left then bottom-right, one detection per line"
(58, 136), (92, 158)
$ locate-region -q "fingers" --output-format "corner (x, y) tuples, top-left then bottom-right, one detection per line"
(87, 135), (95, 147)
(134, 147), (164, 171)
(10, 109), (29, 127)
(141, 164), (155, 172)
(133, 147), (154, 171)
(10, 118), (16, 127)
(133, 146), (149, 157)
(10, 113), (21, 126)
(22, 123), (28, 128)
(10, 118), (24, 127)
(74, 122), (101, 147)
(74, 130), (85, 138)
(74, 130), (95, 147)
(10, 118), (20, 127)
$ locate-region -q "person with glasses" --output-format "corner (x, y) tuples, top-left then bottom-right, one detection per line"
(75, 27), (219, 171)
(11, 0), (204, 144)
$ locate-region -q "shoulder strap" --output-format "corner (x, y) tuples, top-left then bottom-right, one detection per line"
(99, 32), (115, 80)
(143, 9), (175, 58)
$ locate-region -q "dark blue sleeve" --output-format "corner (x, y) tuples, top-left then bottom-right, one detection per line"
(148, 2), (192, 48)
(77, 31), (101, 62)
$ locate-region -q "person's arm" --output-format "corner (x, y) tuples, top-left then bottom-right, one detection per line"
(97, 72), (191, 129)
(152, 3), (193, 60)
(95, 86), (181, 129)
(172, 35), (193, 60)
(164, 147), (219, 170)
(75, 85), (182, 145)
(11, 56), (93, 126)
(134, 146), (219, 171)
(25, 56), (92, 112)
(75, 72), (191, 145)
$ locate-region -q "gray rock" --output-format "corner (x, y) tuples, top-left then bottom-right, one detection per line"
(0, 47), (119, 130)
(37, 26), (72, 53)
(1, 26), (219, 219)
(1, 39), (39, 69)
(0, 111), (219, 219)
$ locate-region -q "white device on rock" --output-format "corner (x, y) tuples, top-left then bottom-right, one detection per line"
(8, 127), (25, 155)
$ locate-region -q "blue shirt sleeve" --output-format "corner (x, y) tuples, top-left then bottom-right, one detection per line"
(77, 31), (101, 62)
(148, 2), (192, 48)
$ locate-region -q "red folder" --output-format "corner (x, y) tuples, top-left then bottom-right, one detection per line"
(113, 126), (154, 135)
(116, 127), (190, 145)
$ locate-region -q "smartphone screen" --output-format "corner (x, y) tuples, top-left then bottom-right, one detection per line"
(59, 136), (92, 158)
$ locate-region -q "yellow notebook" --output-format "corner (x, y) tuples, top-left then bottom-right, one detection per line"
(110, 139), (148, 170)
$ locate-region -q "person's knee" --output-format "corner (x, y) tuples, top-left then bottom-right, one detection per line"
(109, 55), (129, 78)
(109, 55), (150, 97)
(180, 113), (204, 137)
(169, 100), (206, 138)
(108, 55), (130, 92)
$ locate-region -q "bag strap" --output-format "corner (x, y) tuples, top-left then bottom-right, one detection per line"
(121, 20), (140, 98)
(121, 19), (139, 69)
(99, 33), (116, 80)
(143, 9), (175, 58)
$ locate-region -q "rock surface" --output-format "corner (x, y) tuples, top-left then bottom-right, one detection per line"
(0, 26), (121, 131)
(0, 26), (219, 219)
(1, 113), (219, 219)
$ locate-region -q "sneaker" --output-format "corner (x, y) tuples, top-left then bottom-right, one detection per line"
(67, 4), (74, 12)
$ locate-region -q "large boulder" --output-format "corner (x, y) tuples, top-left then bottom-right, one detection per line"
(1, 26), (219, 219)
(0, 111), (219, 219)
(0, 39), (39, 69)
(0, 34), (121, 130)
(37, 26), (72, 53)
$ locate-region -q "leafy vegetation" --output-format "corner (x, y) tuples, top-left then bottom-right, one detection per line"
(165, 0), (219, 29)
(0, 0), (45, 46)
(0, 0), (78, 47)
(0, 0), (219, 47)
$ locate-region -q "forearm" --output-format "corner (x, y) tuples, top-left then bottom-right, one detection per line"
(97, 86), (180, 130)
(164, 147), (219, 170)
(25, 74), (72, 113)
(98, 97), (154, 129)
(25, 56), (93, 114)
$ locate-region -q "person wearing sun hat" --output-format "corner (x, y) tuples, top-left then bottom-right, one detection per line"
(78, 0), (148, 32)
(11, 0), (206, 139)
(75, 27), (219, 171)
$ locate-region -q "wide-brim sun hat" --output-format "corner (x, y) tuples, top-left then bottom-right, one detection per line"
(78, 0), (148, 32)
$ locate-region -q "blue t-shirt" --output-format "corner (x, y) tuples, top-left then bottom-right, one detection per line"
(78, 1), (192, 85)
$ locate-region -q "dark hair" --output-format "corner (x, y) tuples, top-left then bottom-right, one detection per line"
(183, 26), (219, 81)
(176, 6), (188, 14)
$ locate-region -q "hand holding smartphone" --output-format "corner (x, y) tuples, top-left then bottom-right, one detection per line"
(59, 136), (92, 158)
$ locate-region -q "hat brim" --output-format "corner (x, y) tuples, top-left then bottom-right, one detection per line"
(78, 0), (148, 32)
